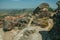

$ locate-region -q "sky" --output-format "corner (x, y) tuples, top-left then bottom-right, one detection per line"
(0, 0), (59, 9)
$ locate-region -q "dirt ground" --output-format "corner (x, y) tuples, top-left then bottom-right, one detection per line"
(0, 28), (4, 40)
(0, 28), (19, 40)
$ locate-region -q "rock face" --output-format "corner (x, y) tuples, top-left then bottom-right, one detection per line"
(13, 27), (42, 40)
(18, 33), (42, 40)
(12, 18), (53, 40)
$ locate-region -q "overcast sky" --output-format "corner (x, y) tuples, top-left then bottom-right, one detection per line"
(0, 0), (59, 9)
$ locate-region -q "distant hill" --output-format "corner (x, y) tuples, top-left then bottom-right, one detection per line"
(0, 8), (34, 16)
